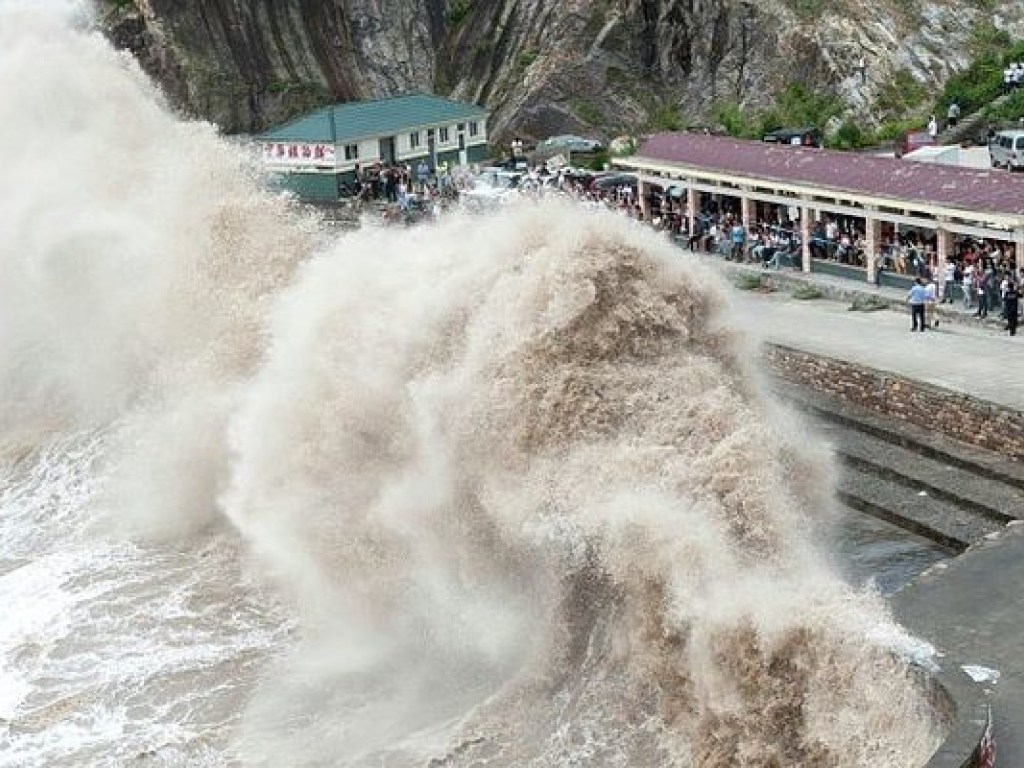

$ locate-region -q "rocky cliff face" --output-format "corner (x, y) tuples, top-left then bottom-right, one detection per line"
(100, 0), (1024, 141)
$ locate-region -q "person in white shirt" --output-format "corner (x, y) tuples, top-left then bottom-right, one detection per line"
(927, 115), (938, 138)
(924, 277), (938, 328)
(942, 261), (956, 303)
(962, 261), (975, 310)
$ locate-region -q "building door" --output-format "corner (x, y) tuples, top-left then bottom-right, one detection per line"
(427, 128), (436, 169)
(379, 136), (396, 165)
(457, 128), (467, 166)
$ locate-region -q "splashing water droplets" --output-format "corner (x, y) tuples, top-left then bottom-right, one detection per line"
(0, 3), (942, 766)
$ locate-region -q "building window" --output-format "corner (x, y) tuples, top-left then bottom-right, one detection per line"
(409, 131), (421, 149)
(468, 121), (479, 137)
(344, 143), (359, 161)
(439, 126), (450, 143)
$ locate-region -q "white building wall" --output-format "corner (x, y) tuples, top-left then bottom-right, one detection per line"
(259, 118), (488, 172)
(435, 124), (456, 150)
(332, 138), (379, 171)
(358, 138), (379, 164)
(396, 129), (429, 161)
(466, 119), (487, 145)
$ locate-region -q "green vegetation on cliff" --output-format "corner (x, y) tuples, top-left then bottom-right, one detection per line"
(711, 27), (1024, 151)
(937, 26), (1024, 116)
(710, 84), (842, 142)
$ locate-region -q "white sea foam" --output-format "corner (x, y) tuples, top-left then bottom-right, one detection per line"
(0, 2), (946, 766)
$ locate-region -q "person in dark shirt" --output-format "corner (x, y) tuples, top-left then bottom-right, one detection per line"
(1004, 277), (1020, 336)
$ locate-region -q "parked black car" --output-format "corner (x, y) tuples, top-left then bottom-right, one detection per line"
(590, 173), (637, 193)
(762, 127), (823, 148)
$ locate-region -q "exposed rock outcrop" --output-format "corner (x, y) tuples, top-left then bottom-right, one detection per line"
(98, 0), (1024, 141)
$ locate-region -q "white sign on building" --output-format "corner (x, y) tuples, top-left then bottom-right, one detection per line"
(261, 142), (336, 166)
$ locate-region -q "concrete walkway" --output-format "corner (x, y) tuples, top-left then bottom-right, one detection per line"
(687, 251), (1022, 410)
(693, 252), (1022, 765)
(733, 290), (1024, 411)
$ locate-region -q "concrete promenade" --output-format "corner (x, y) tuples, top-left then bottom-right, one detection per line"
(698, 252), (1023, 766)
(735, 288), (1024, 412)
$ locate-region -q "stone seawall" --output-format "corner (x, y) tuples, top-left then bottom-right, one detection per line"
(764, 344), (1024, 462)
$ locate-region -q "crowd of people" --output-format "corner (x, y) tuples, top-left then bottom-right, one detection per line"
(342, 157), (1023, 336)
(627, 188), (1024, 336)
(908, 269), (1020, 336)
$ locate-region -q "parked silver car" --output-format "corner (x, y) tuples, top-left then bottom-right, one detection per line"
(989, 130), (1024, 170)
(538, 134), (604, 153)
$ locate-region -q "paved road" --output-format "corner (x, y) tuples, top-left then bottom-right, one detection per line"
(731, 290), (1024, 410)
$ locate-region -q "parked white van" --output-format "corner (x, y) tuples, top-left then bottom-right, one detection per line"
(989, 130), (1024, 170)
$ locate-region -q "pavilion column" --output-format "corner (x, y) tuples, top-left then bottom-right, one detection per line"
(687, 186), (698, 243)
(740, 194), (754, 230)
(800, 204), (812, 273)
(936, 226), (952, 298)
(865, 215), (880, 284)
(638, 176), (650, 220)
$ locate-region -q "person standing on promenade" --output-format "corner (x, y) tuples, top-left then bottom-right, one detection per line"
(962, 259), (975, 311)
(975, 267), (990, 319)
(1004, 276), (1020, 336)
(729, 219), (746, 261)
(924, 276), (939, 328)
(908, 277), (928, 332)
(942, 259), (956, 303)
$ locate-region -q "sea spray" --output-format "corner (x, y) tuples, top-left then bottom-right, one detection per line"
(0, 2), (943, 765)
(0, 1), (315, 536)
(225, 204), (942, 766)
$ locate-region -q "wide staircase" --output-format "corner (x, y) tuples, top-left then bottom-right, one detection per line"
(785, 387), (1024, 553)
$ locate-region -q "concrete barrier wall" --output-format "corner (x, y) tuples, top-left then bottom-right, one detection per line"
(764, 344), (1024, 461)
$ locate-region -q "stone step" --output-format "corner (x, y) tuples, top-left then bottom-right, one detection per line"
(780, 385), (1024, 493)
(836, 465), (1005, 553)
(816, 420), (1024, 526)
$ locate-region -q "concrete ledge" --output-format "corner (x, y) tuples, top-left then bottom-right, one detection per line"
(892, 526), (1022, 767)
(779, 385), (1024, 491)
(921, 672), (992, 768)
(764, 344), (1024, 461)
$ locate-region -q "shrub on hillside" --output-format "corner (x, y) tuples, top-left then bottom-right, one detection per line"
(937, 34), (1024, 116)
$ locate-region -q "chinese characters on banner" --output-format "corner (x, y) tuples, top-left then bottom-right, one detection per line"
(261, 143), (336, 166)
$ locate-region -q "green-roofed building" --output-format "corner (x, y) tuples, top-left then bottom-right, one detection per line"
(257, 93), (491, 201)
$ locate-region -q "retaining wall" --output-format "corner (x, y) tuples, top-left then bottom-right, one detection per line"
(764, 344), (1024, 461)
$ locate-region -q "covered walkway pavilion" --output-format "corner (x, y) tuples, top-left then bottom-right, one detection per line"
(615, 133), (1024, 286)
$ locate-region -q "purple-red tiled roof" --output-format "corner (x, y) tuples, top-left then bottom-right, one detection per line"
(633, 133), (1024, 219)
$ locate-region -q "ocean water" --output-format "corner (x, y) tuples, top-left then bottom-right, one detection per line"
(0, 3), (944, 766)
